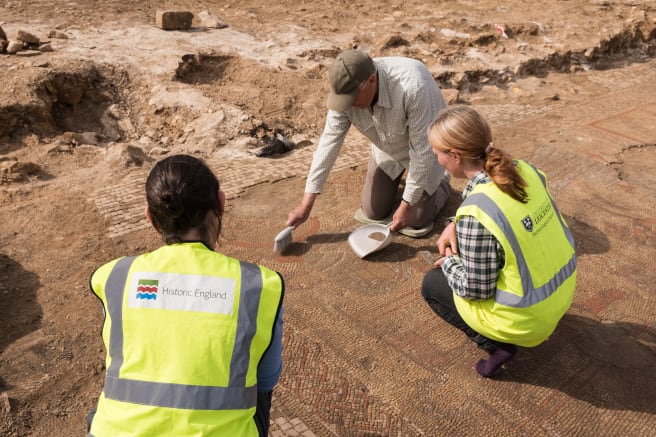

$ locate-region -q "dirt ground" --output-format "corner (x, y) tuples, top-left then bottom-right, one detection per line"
(1, 1), (655, 436)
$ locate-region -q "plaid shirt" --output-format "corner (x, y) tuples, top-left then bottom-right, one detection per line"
(441, 171), (505, 300)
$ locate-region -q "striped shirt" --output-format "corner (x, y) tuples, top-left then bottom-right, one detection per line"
(441, 171), (505, 300)
(305, 56), (447, 205)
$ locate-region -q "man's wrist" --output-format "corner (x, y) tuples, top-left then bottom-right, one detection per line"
(302, 192), (317, 206)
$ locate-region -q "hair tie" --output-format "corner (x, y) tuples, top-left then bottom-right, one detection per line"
(485, 142), (494, 155)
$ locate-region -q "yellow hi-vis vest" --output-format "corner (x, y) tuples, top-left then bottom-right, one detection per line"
(453, 161), (576, 347)
(88, 242), (283, 436)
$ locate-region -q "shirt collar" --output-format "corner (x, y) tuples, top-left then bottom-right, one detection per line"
(462, 170), (490, 199)
(373, 61), (391, 109)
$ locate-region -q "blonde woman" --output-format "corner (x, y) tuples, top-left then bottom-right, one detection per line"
(421, 106), (576, 377)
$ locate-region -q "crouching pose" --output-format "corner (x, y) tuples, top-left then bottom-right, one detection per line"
(421, 106), (576, 377)
(88, 155), (284, 435)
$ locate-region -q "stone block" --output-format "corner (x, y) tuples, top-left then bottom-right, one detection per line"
(156, 10), (193, 30)
(17, 30), (40, 44)
(39, 43), (54, 52)
(6, 40), (24, 54)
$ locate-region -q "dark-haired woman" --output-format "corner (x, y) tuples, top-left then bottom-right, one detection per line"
(88, 155), (284, 436)
(421, 106), (576, 377)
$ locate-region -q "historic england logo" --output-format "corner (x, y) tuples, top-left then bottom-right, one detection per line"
(136, 279), (158, 300)
(521, 215), (533, 232)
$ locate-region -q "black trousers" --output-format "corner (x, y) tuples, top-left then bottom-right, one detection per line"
(254, 390), (272, 437)
(421, 267), (501, 353)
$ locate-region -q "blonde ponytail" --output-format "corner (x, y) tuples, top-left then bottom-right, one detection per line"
(428, 106), (528, 203)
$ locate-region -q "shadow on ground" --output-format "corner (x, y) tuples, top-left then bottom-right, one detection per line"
(565, 215), (611, 256)
(500, 313), (656, 414)
(0, 254), (42, 355)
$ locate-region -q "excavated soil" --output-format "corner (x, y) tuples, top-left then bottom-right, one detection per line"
(1, 1), (655, 436)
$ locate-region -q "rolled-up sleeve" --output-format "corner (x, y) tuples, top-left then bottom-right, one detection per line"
(304, 110), (352, 194)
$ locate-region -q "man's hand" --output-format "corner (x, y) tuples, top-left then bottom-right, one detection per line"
(390, 200), (413, 232)
(286, 193), (317, 228)
(436, 221), (458, 257)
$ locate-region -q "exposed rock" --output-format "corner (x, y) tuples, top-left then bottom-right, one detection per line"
(6, 40), (24, 54)
(285, 58), (298, 69)
(125, 145), (149, 166)
(441, 88), (460, 104)
(48, 30), (69, 39)
(0, 392), (11, 413)
(104, 104), (123, 120)
(107, 143), (150, 167)
(0, 25), (7, 41)
(440, 28), (471, 39)
(233, 136), (260, 150)
(504, 22), (542, 38)
(196, 10), (229, 29)
(39, 43), (54, 52)
(47, 143), (74, 154)
(378, 34), (410, 50)
(149, 147), (170, 156)
(473, 32), (498, 46)
(0, 160), (42, 182)
(626, 8), (647, 27)
(16, 50), (42, 57)
(60, 131), (107, 147)
(181, 110), (227, 155)
(156, 10), (193, 30)
(0, 157), (17, 167)
(304, 63), (324, 79)
(17, 30), (40, 44)
(75, 144), (105, 155)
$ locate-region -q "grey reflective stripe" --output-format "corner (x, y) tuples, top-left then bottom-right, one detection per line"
(462, 188), (576, 308)
(105, 256), (136, 380)
(88, 257), (136, 437)
(230, 261), (263, 387)
(103, 375), (257, 410)
(102, 257), (262, 410)
(527, 163), (576, 248)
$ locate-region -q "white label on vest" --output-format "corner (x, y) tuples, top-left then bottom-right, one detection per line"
(127, 272), (236, 315)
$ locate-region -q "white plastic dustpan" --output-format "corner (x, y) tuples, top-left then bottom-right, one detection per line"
(348, 223), (392, 258)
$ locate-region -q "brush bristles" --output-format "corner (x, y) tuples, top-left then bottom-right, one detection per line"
(273, 227), (294, 253)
